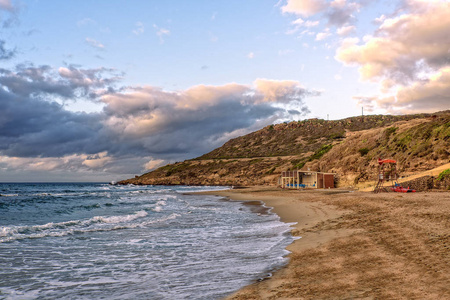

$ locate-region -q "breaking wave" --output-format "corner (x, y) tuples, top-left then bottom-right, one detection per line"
(0, 210), (181, 243)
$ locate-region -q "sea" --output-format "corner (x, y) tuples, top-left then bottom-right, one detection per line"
(0, 183), (295, 300)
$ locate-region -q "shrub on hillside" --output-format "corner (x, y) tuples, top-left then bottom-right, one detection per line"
(310, 144), (333, 160)
(437, 169), (450, 181)
(384, 126), (398, 139)
(358, 147), (370, 156)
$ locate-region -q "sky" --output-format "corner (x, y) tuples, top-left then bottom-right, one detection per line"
(0, 0), (449, 182)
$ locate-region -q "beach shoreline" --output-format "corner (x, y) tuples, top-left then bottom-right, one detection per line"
(196, 186), (450, 299)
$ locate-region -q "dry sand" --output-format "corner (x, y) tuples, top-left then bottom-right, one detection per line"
(198, 187), (450, 299)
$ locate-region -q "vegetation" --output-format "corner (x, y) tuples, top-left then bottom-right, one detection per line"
(384, 126), (398, 139)
(358, 147), (370, 156)
(437, 169), (450, 181)
(310, 144), (333, 160)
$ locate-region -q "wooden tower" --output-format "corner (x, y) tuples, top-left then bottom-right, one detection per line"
(374, 158), (398, 193)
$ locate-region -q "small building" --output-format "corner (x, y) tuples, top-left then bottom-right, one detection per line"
(280, 170), (335, 189)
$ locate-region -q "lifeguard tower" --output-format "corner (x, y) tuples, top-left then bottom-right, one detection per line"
(373, 158), (398, 193)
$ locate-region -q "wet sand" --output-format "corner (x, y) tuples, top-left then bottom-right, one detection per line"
(198, 187), (450, 299)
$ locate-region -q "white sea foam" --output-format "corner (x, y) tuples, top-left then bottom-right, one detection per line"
(0, 210), (154, 243)
(90, 210), (148, 224)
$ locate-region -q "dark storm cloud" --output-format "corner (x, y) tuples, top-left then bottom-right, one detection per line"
(0, 88), (105, 157)
(0, 63), (315, 175)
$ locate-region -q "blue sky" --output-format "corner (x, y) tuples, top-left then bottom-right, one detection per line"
(0, 0), (449, 181)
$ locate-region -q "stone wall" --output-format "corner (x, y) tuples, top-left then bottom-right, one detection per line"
(399, 176), (434, 191)
(399, 175), (450, 191)
(434, 177), (450, 190)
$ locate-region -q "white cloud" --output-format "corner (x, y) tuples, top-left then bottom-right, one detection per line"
(1, 154), (93, 172)
(153, 24), (170, 43)
(286, 18), (319, 35)
(337, 25), (355, 36)
(336, 1), (450, 83)
(82, 152), (112, 169)
(315, 31), (331, 41)
(281, 0), (327, 17)
(304, 20), (320, 27)
(292, 17), (304, 25)
(371, 67), (450, 114)
(253, 78), (317, 103)
(85, 37), (105, 49)
(374, 14), (386, 24)
(133, 22), (145, 35)
(330, 0), (346, 8)
(336, 0), (450, 113)
(144, 159), (166, 170)
(101, 79), (315, 137)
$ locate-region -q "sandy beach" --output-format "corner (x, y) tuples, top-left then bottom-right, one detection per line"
(198, 187), (450, 299)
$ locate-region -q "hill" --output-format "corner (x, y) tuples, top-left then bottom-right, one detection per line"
(118, 111), (450, 189)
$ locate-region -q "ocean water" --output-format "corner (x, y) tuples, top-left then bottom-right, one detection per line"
(0, 183), (295, 299)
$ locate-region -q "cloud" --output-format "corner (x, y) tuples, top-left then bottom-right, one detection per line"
(144, 159), (166, 171)
(0, 63), (121, 99)
(254, 78), (319, 103)
(0, 0), (13, 11)
(0, 40), (15, 59)
(285, 18), (320, 35)
(315, 30), (331, 40)
(374, 67), (450, 113)
(100, 80), (315, 157)
(0, 64), (317, 177)
(0, 89), (104, 158)
(326, 0), (360, 26)
(58, 65), (122, 95)
(82, 151), (112, 169)
(153, 24), (170, 43)
(281, 0), (327, 17)
(336, 0), (450, 113)
(85, 37), (105, 49)
(0, 0), (19, 28)
(133, 21), (144, 35)
(281, 0), (360, 28)
(336, 1), (450, 83)
(336, 25), (355, 36)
